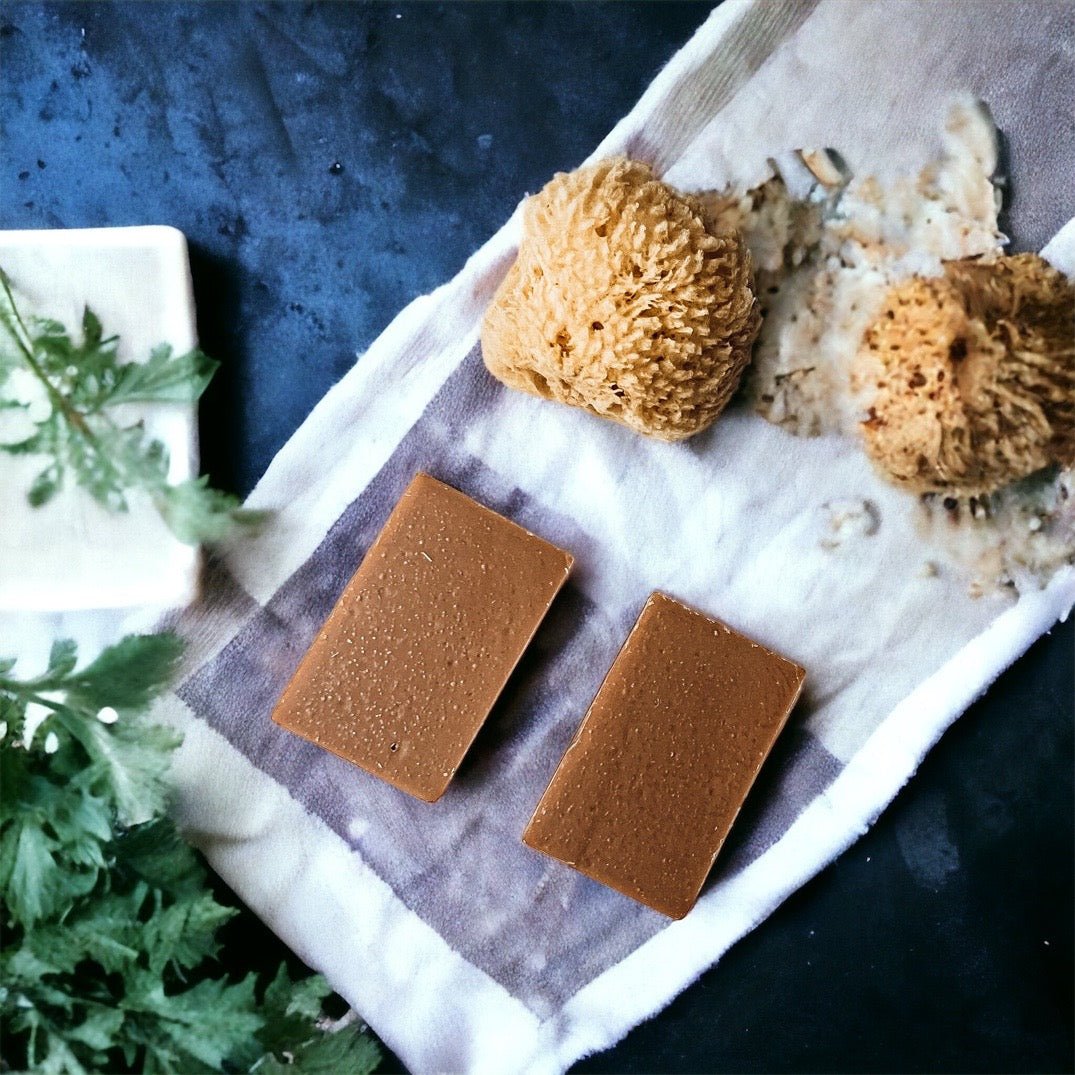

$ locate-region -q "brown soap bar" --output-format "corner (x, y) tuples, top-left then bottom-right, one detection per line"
(272, 472), (573, 802)
(523, 592), (805, 919)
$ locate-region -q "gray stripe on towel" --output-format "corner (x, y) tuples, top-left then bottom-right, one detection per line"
(179, 348), (843, 1015)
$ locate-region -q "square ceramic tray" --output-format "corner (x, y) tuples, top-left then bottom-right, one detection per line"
(0, 226), (201, 611)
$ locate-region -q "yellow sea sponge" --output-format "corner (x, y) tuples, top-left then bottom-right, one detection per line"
(854, 253), (1074, 495)
(480, 157), (761, 441)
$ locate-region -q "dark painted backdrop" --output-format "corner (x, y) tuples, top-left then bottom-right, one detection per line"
(1, 4), (1071, 1072)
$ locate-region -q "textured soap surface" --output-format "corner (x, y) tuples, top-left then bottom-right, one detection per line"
(272, 472), (573, 802)
(523, 592), (805, 918)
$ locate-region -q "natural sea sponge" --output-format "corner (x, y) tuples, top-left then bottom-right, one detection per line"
(480, 157), (761, 440)
(854, 253), (1074, 495)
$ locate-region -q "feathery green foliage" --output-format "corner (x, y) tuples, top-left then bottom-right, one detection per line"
(0, 270), (253, 544)
(0, 635), (380, 1075)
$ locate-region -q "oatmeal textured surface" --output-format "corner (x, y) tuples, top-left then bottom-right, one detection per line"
(481, 157), (760, 441)
(698, 101), (1074, 593)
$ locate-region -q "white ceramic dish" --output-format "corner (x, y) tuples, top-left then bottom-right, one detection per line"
(0, 226), (201, 611)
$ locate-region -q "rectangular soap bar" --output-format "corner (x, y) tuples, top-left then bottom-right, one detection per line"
(523, 591), (805, 919)
(272, 472), (572, 802)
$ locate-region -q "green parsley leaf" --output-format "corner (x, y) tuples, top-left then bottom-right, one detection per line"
(0, 634), (380, 1074)
(254, 966), (333, 1061)
(47, 638), (80, 679)
(56, 704), (179, 825)
(250, 970), (381, 1074)
(1, 820), (69, 928)
(120, 969), (265, 1072)
(64, 632), (184, 712)
(140, 888), (238, 976)
(254, 1020), (382, 1075)
(27, 464), (62, 507)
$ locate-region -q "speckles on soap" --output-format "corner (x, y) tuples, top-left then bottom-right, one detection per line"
(524, 591), (804, 918)
(271, 473), (572, 802)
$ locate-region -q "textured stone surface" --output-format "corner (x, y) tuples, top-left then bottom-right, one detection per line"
(1, 4), (1070, 1072)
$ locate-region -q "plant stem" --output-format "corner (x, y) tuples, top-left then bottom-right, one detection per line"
(0, 685), (67, 711)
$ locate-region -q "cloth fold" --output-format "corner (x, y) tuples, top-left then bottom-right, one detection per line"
(152, 3), (1073, 1072)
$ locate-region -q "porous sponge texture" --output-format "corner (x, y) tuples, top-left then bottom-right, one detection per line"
(480, 157), (761, 441)
(855, 253), (1074, 495)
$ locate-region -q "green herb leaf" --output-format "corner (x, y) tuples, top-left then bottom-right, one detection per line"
(106, 343), (219, 406)
(255, 967), (333, 1061)
(252, 970), (382, 1074)
(111, 816), (206, 899)
(141, 889), (238, 976)
(0, 633), (380, 1074)
(122, 969), (266, 1072)
(47, 638), (79, 679)
(1, 820), (67, 928)
(27, 464), (62, 506)
(56, 706), (179, 824)
(156, 475), (252, 545)
(67, 1006), (126, 1053)
(255, 1021), (382, 1075)
(81, 306), (103, 350)
(65, 632), (185, 712)
(0, 270), (257, 545)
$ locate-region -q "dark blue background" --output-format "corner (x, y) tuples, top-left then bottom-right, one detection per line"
(2, 4), (1071, 1072)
